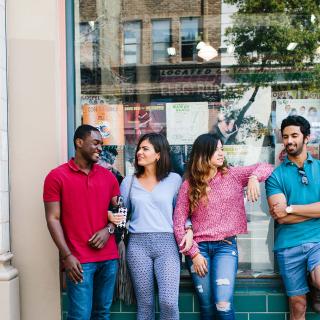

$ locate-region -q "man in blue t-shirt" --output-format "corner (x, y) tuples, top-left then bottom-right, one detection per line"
(266, 115), (320, 319)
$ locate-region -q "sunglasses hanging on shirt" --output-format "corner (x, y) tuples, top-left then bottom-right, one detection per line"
(298, 167), (309, 185)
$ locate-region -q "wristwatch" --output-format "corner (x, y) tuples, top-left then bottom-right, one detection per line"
(285, 205), (293, 214)
(106, 224), (115, 234)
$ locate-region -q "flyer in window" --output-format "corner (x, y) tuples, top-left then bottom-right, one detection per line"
(81, 95), (125, 146)
(166, 102), (208, 144)
(124, 103), (166, 144)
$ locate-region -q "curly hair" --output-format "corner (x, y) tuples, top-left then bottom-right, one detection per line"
(186, 133), (228, 213)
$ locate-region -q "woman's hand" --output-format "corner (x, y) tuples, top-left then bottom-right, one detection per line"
(179, 228), (193, 253)
(107, 210), (126, 226)
(192, 253), (208, 277)
(246, 176), (260, 202)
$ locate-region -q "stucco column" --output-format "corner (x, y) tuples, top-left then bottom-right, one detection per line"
(0, 1), (20, 319)
(6, 0), (67, 319)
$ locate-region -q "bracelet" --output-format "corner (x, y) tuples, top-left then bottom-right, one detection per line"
(62, 252), (72, 260)
(249, 175), (258, 180)
(185, 225), (193, 232)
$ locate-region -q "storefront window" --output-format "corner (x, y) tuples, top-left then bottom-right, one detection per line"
(73, 0), (320, 278)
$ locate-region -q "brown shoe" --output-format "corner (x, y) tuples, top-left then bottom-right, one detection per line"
(308, 275), (320, 313)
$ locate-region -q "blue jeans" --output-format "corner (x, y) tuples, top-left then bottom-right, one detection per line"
(66, 259), (118, 320)
(187, 238), (238, 320)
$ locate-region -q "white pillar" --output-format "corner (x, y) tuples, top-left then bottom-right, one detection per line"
(6, 0), (67, 319)
(0, 1), (20, 319)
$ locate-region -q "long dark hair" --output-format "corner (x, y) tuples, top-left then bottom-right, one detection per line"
(134, 133), (171, 181)
(186, 133), (228, 213)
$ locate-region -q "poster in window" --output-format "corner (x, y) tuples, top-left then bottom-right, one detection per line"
(124, 103), (166, 145)
(272, 90), (320, 100)
(209, 87), (271, 146)
(275, 99), (320, 144)
(81, 95), (125, 146)
(166, 102), (208, 144)
(224, 145), (273, 167)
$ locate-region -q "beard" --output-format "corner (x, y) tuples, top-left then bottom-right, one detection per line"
(285, 142), (305, 157)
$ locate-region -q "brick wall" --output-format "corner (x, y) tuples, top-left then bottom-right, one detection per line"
(79, 0), (221, 66)
(120, 0), (221, 65)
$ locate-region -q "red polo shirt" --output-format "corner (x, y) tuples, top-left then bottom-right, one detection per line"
(43, 159), (120, 263)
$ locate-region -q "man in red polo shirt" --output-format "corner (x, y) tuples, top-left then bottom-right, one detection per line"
(43, 125), (120, 320)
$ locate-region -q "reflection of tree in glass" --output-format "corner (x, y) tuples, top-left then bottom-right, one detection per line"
(220, 0), (320, 142)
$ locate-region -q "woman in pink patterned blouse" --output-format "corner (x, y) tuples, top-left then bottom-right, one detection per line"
(173, 133), (273, 320)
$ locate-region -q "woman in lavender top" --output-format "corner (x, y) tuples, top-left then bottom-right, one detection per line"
(117, 133), (192, 320)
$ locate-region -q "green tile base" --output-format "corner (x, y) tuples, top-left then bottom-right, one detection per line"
(62, 285), (318, 320)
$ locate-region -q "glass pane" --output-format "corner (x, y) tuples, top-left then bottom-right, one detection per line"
(153, 42), (169, 63)
(124, 44), (140, 65)
(73, 0), (320, 279)
(152, 19), (171, 43)
(181, 43), (197, 61)
(181, 17), (199, 42)
(124, 21), (141, 44)
(181, 17), (199, 61)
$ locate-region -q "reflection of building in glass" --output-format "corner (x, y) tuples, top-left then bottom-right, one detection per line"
(79, 0), (221, 102)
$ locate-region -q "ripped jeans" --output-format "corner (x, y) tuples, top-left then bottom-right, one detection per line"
(186, 237), (238, 320)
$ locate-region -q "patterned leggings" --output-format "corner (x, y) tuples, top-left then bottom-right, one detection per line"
(127, 233), (180, 320)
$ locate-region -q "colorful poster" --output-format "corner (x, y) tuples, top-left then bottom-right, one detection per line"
(124, 103), (166, 144)
(166, 102), (208, 144)
(209, 87), (271, 146)
(81, 95), (124, 145)
(275, 99), (320, 143)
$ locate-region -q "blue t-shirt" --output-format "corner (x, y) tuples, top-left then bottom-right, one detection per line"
(265, 154), (320, 251)
(120, 172), (182, 233)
